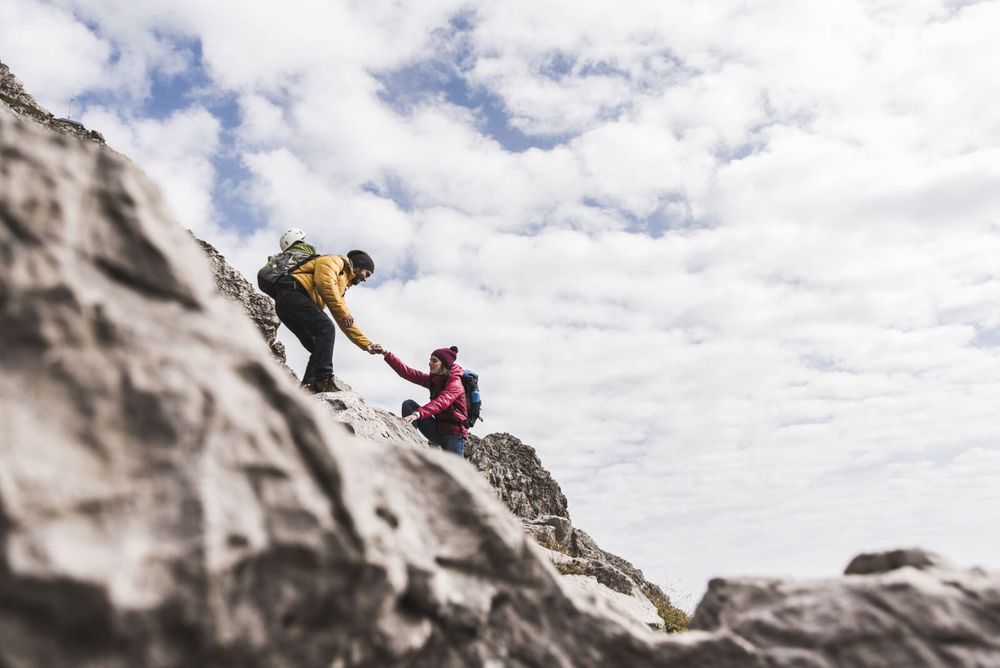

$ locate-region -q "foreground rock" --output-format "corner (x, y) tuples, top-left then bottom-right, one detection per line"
(0, 100), (762, 667)
(691, 548), (1000, 667)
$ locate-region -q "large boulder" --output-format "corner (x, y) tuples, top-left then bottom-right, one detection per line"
(691, 548), (1000, 667)
(0, 101), (761, 667)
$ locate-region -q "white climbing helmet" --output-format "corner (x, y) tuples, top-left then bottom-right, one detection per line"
(279, 228), (306, 251)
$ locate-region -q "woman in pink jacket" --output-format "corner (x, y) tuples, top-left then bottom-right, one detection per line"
(381, 345), (468, 457)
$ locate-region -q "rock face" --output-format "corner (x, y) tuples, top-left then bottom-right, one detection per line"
(0, 101), (764, 667)
(466, 433), (687, 633)
(845, 547), (948, 575)
(194, 235), (287, 366)
(466, 433), (569, 520)
(317, 388), (430, 450)
(691, 548), (1000, 668)
(523, 517), (686, 633)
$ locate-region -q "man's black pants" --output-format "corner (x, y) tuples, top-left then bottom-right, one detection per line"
(273, 277), (335, 388)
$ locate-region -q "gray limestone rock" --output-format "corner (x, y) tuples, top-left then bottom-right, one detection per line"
(691, 560), (1000, 667)
(0, 103), (761, 668)
(194, 235), (287, 366)
(1, 60), (106, 144)
(469, 432), (683, 634)
(542, 548), (669, 633)
(527, 515), (574, 550)
(523, 523), (560, 551)
(316, 388), (430, 449)
(562, 573), (666, 633)
(570, 527), (672, 611)
(845, 548), (949, 575)
(2, 60), (286, 372)
(466, 432), (570, 520)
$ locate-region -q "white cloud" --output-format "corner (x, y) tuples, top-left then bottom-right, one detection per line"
(0, 0), (112, 112)
(81, 105), (222, 237)
(17, 0), (1000, 604)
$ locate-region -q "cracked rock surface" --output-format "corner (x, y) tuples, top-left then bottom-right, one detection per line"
(194, 235), (288, 366)
(466, 433), (569, 520)
(464, 430), (682, 634)
(316, 388), (430, 449)
(1, 60), (105, 143)
(691, 548), (1000, 668)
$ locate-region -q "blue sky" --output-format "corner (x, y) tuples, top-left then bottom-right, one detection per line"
(3, 0), (1000, 604)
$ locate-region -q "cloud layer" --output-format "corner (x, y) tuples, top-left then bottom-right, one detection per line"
(4, 0), (999, 600)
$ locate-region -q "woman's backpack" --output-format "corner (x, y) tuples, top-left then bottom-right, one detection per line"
(462, 370), (482, 428)
(257, 248), (319, 298)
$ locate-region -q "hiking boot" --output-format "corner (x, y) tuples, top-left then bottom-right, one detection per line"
(312, 375), (338, 394)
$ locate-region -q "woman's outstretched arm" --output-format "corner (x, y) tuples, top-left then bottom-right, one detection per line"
(384, 352), (432, 389)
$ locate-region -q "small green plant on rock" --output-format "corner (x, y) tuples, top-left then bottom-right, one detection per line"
(644, 591), (689, 633)
(0, 93), (50, 121)
(553, 559), (588, 576)
(533, 534), (571, 555)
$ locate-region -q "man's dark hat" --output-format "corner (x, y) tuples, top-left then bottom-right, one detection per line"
(347, 250), (375, 273)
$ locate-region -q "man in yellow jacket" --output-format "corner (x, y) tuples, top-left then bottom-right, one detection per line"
(274, 242), (380, 393)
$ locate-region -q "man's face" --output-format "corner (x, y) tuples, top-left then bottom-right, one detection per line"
(352, 269), (372, 286)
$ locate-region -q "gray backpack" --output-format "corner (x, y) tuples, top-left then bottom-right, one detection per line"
(257, 249), (319, 298)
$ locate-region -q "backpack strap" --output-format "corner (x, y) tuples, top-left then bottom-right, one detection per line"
(300, 254), (350, 275)
(287, 253), (321, 276)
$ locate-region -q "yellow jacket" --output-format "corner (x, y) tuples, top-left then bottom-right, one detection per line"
(291, 255), (372, 349)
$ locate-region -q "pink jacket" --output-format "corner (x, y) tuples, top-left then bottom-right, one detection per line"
(385, 353), (468, 436)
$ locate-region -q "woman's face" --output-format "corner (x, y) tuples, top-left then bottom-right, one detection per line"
(428, 356), (444, 375)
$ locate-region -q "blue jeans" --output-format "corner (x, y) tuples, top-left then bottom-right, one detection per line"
(402, 399), (465, 457)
